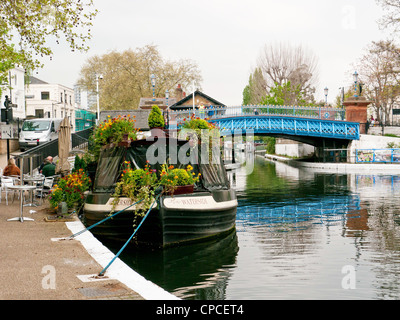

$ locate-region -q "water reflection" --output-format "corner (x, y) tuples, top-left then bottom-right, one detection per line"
(112, 230), (239, 300)
(110, 155), (400, 300)
(227, 157), (400, 299)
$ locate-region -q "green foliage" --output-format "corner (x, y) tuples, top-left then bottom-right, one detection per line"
(91, 114), (138, 161)
(48, 170), (91, 209)
(112, 161), (158, 217)
(386, 141), (400, 148)
(242, 84), (251, 105)
(261, 81), (313, 106)
(0, 0), (97, 85)
(160, 164), (199, 187)
(242, 68), (266, 105)
(148, 105), (164, 128)
(73, 155), (86, 172)
(265, 137), (276, 154)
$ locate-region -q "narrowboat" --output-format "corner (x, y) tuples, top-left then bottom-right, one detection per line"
(82, 135), (237, 248)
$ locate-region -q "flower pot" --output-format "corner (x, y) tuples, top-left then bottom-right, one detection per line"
(169, 184), (194, 195)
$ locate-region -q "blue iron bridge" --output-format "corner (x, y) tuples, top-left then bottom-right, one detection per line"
(168, 105), (359, 146)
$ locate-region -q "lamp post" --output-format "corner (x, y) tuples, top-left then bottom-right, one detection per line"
(324, 87), (329, 106)
(151, 74), (156, 101)
(95, 73), (103, 124)
(165, 89), (169, 128)
(353, 71), (358, 98)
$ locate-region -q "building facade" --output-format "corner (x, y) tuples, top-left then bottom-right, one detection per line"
(25, 76), (75, 126)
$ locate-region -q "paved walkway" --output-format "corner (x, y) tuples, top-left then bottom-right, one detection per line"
(0, 199), (145, 300)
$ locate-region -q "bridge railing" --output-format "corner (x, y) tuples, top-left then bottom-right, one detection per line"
(168, 105), (346, 125)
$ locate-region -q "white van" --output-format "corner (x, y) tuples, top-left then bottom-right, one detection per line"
(19, 118), (64, 151)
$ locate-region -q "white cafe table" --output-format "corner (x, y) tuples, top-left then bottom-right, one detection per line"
(7, 185), (37, 222)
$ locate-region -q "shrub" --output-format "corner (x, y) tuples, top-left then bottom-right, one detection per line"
(48, 169), (91, 210)
(148, 105), (165, 128)
(159, 164), (200, 193)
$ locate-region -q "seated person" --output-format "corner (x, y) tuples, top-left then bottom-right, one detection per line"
(3, 158), (21, 176)
(41, 158), (56, 177)
(39, 156), (55, 173)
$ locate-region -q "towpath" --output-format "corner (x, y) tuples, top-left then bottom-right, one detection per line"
(0, 200), (145, 300)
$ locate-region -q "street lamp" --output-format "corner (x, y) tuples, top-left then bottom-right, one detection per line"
(353, 71), (358, 97)
(95, 73), (103, 123)
(324, 87), (329, 106)
(151, 74), (156, 101)
(165, 89), (169, 128)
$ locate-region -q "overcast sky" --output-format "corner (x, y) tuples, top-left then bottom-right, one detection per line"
(35, 0), (393, 106)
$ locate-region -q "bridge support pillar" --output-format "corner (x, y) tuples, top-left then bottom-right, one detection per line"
(343, 96), (372, 134)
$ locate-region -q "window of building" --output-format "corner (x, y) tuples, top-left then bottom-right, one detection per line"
(41, 92), (50, 100)
(35, 109), (44, 118)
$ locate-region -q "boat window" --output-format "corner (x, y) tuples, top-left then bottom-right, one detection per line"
(94, 147), (126, 191)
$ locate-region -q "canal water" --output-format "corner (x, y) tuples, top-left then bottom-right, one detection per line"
(106, 155), (400, 300)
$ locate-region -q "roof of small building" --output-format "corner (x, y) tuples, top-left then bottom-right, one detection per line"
(169, 90), (225, 110)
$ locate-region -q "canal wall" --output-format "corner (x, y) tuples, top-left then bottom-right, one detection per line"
(272, 134), (400, 164)
(275, 138), (315, 158)
(290, 160), (400, 174)
(264, 153), (400, 174)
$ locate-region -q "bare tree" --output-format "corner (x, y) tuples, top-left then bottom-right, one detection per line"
(256, 43), (319, 104)
(377, 0), (400, 33)
(355, 40), (400, 125)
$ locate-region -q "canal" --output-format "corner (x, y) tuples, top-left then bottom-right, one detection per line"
(106, 155), (400, 300)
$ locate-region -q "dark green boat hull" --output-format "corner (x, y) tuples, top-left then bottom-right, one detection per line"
(82, 189), (237, 248)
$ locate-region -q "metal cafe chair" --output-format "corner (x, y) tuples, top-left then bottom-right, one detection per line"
(0, 175), (21, 205)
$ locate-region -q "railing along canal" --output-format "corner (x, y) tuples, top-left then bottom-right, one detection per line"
(356, 148), (400, 163)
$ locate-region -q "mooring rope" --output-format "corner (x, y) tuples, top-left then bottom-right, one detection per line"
(98, 194), (160, 277)
(67, 198), (144, 239)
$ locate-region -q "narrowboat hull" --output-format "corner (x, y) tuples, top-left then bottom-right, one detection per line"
(82, 189), (237, 248)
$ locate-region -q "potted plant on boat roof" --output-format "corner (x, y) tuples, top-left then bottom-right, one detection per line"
(91, 114), (139, 160)
(148, 105), (165, 129)
(159, 163), (200, 195)
(180, 114), (220, 161)
(111, 160), (158, 218)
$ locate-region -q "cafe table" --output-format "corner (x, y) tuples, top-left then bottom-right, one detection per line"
(7, 185), (37, 222)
